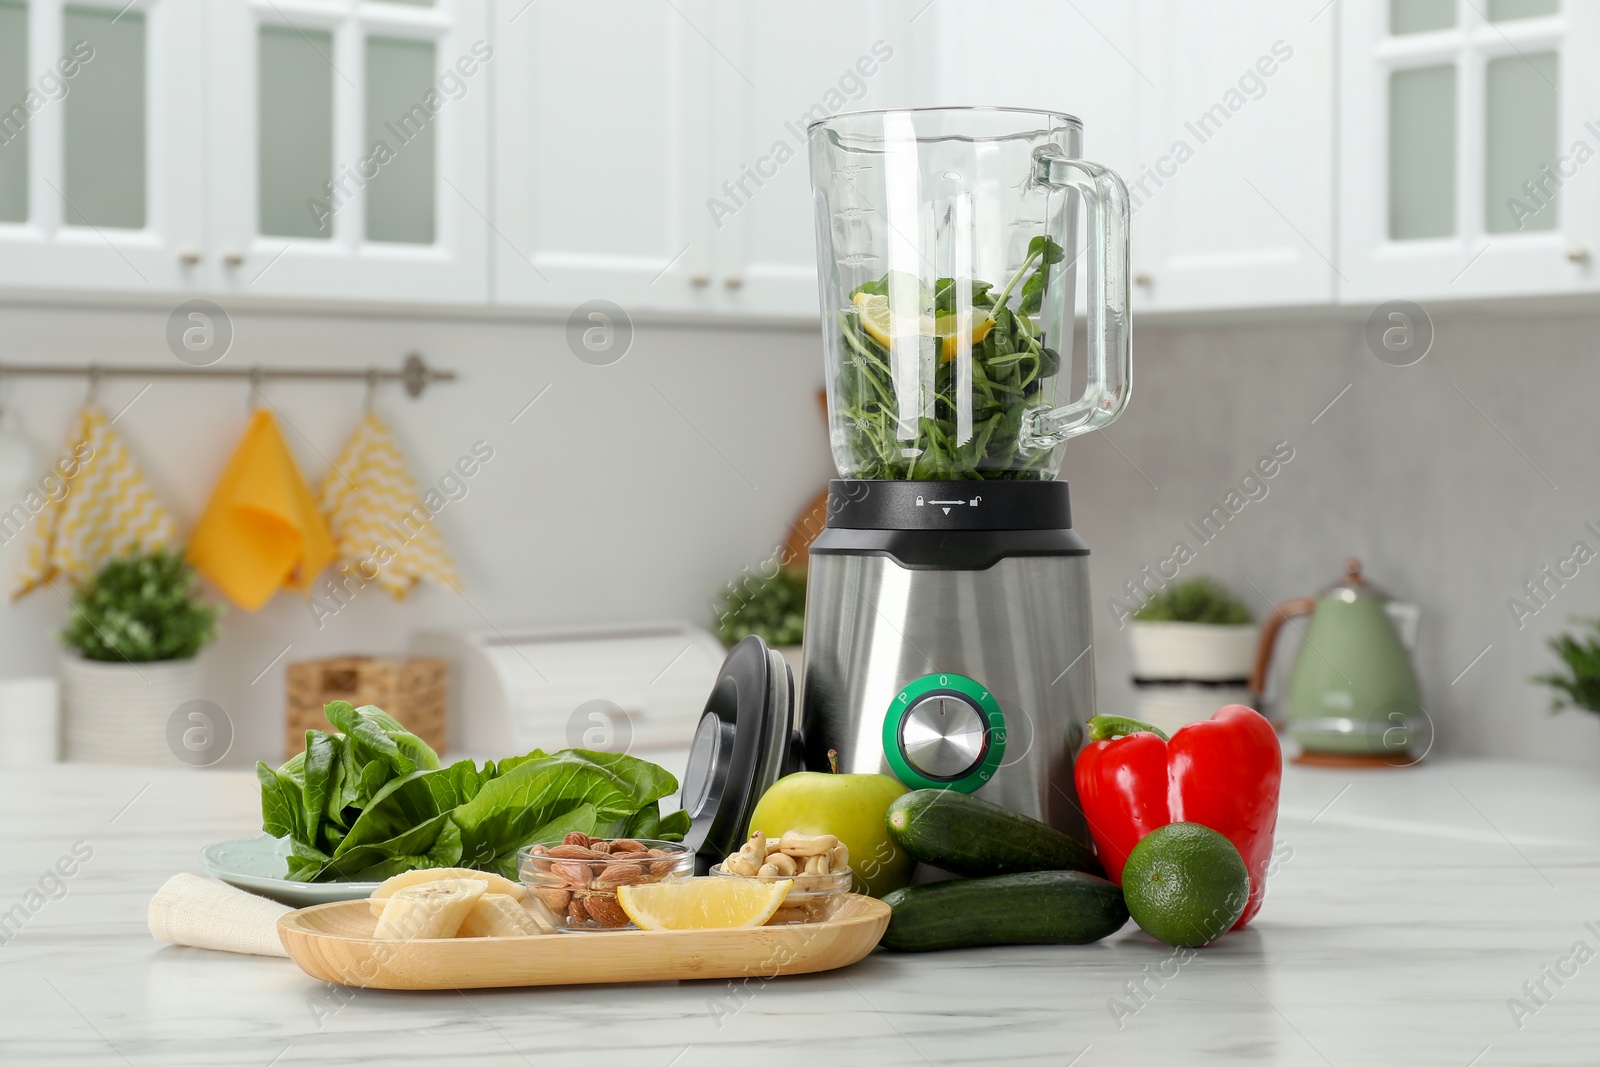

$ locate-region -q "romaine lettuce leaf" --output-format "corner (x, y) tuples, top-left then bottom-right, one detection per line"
(259, 703), (689, 883)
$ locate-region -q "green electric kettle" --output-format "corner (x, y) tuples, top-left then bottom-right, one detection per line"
(1251, 559), (1424, 764)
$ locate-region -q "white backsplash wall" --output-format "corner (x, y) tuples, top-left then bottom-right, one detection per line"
(0, 303), (834, 768)
(1067, 307), (1600, 771)
(2, 301), (1597, 770)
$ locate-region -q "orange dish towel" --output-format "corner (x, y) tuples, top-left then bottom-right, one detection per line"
(187, 409), (334, 610)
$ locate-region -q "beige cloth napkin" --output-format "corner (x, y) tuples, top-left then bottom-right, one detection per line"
(148, 873), (291, 958)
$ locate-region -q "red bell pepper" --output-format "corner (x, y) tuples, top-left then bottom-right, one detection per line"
(1073, 704), (1281, 929)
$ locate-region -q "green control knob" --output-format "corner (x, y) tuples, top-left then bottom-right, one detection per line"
(882, 672), (1006, 792)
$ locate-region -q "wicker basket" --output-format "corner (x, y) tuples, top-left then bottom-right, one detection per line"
(285, 656), (448, 758)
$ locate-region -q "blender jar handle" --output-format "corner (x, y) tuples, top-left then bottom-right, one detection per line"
(1027, 150), (1132, 446)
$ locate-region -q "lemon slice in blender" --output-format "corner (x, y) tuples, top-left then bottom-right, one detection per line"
(616, 877), (791, 931)
(853, 292), (994, 362)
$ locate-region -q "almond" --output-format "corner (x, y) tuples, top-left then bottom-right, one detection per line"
(534, 885), (571, 912)
(551, 860), (595, 887)
(588, 839), (613, 855)
(582, 893), (630, 928)
(563, 831), (591, 847)
(610, 839), (644, 854)
(567, 897), (589, 925)
(596, 862), (643, 888)
(614, 850), (652, 860)
(547, 844), (607, 860)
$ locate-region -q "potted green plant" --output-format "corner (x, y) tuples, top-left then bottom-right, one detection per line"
(1534, 618), (1600, 717)
(1126, 578), (1257, 733)
(712, 565), (807, 681)
(58, 549), (220, 765)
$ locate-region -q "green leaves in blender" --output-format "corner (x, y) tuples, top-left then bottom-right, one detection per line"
(835, 236), (1067, 480)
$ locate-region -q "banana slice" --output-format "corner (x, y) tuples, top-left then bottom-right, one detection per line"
(368, 867), (526, 918)
(373, 879), (486, 940)
(457, 893), (544, 938)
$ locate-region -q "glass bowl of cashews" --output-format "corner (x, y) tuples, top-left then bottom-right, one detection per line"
(709, 830), (853, 924)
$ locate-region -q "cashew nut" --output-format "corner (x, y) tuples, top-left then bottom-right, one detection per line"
(764, 837), (785, 855)
(779, 831), (838, 857)
(727, 855), (761, 877)
(804, 853), (829, 875)
(764, 851), (799, 877)
(827, 843), (850, 872)
(758, 862), (781, 877)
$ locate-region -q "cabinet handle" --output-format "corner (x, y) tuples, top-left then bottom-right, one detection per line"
(223, 250), (245, 268)
(177, 247), (201, 266)
(724, 276), (744, 291)
(1133, 271), (1154, 288)
(689, 274), (711, 288)
(1566, 245), (1591, 264)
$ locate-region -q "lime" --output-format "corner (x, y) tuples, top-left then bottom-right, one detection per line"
(1121, 822), (1249, 948)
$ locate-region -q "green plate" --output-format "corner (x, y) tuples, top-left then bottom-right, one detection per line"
(200, 834), (379, 906)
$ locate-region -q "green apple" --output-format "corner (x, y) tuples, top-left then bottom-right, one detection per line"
(748, 768), (912, 897)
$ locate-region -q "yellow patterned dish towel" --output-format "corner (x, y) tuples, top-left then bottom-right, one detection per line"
(319, 411), (461, 599)
(187, 409), (335, 611)
(13, 406), (176, 599)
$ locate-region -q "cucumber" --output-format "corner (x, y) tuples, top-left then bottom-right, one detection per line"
(886, 789), (1102, 878)
(880, 870), (1128, 952)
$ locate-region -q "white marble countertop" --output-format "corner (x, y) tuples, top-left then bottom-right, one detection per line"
(2, 757), (1597, 1066)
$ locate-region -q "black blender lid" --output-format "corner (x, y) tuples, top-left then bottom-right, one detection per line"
(679, 635), (795, 873)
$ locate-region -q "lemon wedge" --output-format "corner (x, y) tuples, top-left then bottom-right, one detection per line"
(616, 877), (791, 931)
(852, 292), (994, 362)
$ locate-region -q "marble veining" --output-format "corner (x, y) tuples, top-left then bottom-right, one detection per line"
(1, 760), (1598, 1065)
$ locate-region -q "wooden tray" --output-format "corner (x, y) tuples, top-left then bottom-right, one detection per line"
(278, 894), (891, 990)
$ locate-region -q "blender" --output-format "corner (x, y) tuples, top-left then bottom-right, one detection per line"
(680, 107), (1130, 867)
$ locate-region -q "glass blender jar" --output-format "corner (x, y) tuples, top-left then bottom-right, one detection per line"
(672, 110), (1135, 874)
(798, 108), (1133, 844)
(809, 107), (1131, 481)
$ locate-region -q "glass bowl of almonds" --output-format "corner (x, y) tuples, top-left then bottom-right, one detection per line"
(709, 830), (852, 924)
(518, 833), (694, 931)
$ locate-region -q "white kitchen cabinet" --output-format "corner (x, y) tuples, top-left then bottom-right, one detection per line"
(9, 0), (1600, 318)
(913, 0), (1142, 316)
(491, 0), (715, 315)
(0, 0), (206, 293)
(206, 0), (490, 304)
(1339, 0), (1600, 302)
(703, 0), (917, 319)
(1129, 0), (1338, 311)
(493, 0), (917, 319)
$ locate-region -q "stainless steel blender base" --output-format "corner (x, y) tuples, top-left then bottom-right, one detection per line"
(799, 549), (1098, 846)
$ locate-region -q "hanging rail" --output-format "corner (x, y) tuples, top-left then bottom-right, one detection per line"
(0, 353), (455, 398)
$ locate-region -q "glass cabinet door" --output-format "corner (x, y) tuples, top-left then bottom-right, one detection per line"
(1341, 0), (1593, 300)
(0, 0), (205, 292)
(206, 0), (488, 303)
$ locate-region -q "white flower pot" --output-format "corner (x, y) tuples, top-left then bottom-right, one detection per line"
(1133, 682), (1257, 738)
(1127, 621), (1260, 736)
(1126, 621), (1259, 682)
(59, 654), (203, 766)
